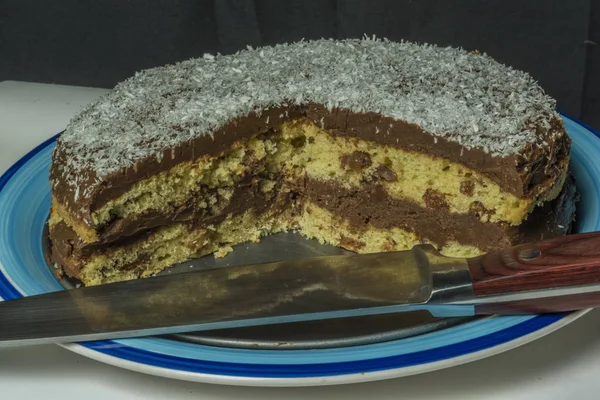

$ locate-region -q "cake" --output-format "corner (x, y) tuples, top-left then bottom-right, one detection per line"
(48, 38), (577, 286)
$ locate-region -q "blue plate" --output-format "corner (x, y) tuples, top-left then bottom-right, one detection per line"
(0, 114), (598, 386)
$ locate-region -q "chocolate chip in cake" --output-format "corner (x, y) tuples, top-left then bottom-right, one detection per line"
(340, 151), (372, 171)
(460, 180), (475, 196)
(422, 188), (449, 211)
(382, 240), (397, 252)
(339, 235), (366, 251)
(469, 201), (496, 219)
(373, 164), (398, 182)
(290, 135), (307, 148)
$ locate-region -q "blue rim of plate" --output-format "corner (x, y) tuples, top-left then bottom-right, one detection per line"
(0, 113), (598, 383)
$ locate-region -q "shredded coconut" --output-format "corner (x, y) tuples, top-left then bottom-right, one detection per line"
(57, 37), (558, 192)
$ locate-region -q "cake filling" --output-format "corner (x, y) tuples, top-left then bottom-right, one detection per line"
(50, 119), (568, 245)
(49, 170), (577, 286)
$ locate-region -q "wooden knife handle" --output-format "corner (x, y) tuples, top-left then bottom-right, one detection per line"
(467, 231), (600, 298)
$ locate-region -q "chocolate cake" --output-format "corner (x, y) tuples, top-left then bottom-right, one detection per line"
(48, 38), (576, 286)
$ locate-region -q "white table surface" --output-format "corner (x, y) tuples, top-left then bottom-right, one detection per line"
(1, 80), (600, 399)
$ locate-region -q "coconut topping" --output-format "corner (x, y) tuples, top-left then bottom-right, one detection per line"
(55, 37), (559, 193)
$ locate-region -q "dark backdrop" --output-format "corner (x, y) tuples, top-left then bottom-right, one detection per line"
(1, 0), (599, 127)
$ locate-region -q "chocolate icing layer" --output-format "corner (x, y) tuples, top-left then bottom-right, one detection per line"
(302, 173), (577, 253)
(50, 106), (570, 230)
(50, 172), (578, 281)
(50, 171), (294, 259)
(49, 182), (295, 281)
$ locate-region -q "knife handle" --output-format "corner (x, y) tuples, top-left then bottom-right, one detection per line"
(467, 231), (600, 301)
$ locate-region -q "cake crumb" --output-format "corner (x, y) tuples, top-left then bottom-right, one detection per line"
(214, 245), (234, 258)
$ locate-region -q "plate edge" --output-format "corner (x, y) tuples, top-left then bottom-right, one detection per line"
(58, 309), (590, 387)
(0, 116), (598, 385)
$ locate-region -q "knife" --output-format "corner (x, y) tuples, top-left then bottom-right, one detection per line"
(2, 231), (600, 347)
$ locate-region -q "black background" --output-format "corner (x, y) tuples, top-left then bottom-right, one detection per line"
(1, 0), (599, 127)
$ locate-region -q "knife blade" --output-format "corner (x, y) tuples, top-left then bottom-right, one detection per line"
(2, 231), (600, 347)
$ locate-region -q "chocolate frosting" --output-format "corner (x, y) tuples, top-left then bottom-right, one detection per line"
(50, 170), (294, 257)
(50, 104), (570, 232)
(50, 172), (578, 282)
(301, 173), (577, 252)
